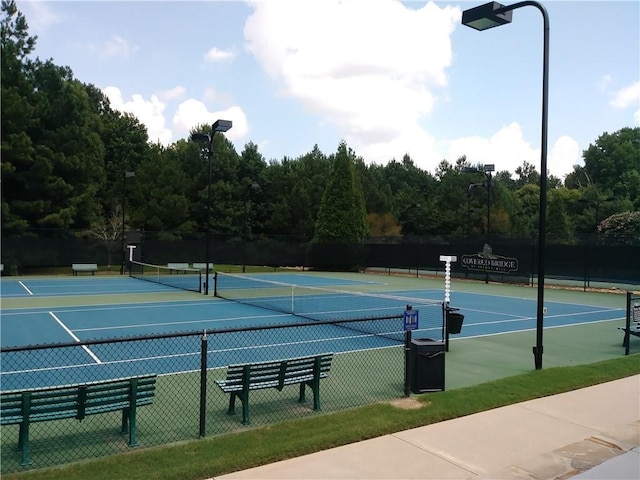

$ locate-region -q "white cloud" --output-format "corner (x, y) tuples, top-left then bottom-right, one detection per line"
(102, 88), (247, 149)
(205, 47), (235, 62)
(101, 35), (138, 58)
(597, 74), (612, 92)
(446, 123), (580, 179)
(158, 86), (186, 102)
(610, 81), (640, 109)
(548, 135), (581, 180)
(172, 99), (248, 141)
(448, 123), (537, 173)
(103, 86), (172, 145)
(244, 0), (460, 170)
(610, 81), (640, 124)
(17, 0), (60, 34)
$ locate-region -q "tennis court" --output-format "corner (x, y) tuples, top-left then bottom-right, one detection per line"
(0, 271), (626, 391)
(0, 270), (632, 473)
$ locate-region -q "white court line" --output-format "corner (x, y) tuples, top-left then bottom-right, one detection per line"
(463, 308), (624, 328)
(18, 281), (34, 295)
(49, 311), (102, 364)
(72, 313), (290, 332)
(455, 316), (625, 341)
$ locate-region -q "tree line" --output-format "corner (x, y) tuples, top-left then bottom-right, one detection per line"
(2, 1), (639, 247)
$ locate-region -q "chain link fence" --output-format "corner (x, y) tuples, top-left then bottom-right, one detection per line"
(1, 317), (417, 474)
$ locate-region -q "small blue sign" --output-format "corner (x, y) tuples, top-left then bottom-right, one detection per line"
(403, 309), (419, 331)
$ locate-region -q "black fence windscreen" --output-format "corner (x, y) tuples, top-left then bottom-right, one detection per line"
(1, 231), (638, 285)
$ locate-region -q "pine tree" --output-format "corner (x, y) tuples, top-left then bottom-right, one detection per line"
(313, 142), (368, 243)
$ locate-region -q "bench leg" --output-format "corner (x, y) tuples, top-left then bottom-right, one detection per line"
(306, 380), (322, 411)
(228, 392), (251, 425)
(121, 407), (130, 434)
(298, 383), (307, 403)
(240, 392), (250, 425)
(121, 407), (138, 447)
(18, 421), (32, 466)
(129, 406), (138, 447)
(120, 407), (139, 446)
(227, 393), (237, 415)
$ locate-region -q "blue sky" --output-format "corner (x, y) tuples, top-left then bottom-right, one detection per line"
(17, 0), (640, 180)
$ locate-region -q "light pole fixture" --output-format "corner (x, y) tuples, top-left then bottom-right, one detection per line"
(191, 119), (233, 295)
(120, 171), (135, 275)
(462, 164), (495, 236)
(578, 196), (616, 233)
(242, 182), (261, 273)
(462, 1), (549, 370)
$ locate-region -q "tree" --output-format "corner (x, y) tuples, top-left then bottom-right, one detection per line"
(313, 142), (368, 243)
(130, 144), (194, 238)
(598, 211), (640, 237)
(546, 188), (573, 242)
(514, 161), (540, 188)
(582, 127), (640, 204)
(367, 212), (401, 236)
(1, 0), (37, 231)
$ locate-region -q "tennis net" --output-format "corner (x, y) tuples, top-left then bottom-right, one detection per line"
(129, 261), (202, 293)
(213, 272), (445, 343)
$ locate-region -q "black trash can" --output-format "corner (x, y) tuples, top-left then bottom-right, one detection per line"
(410, 338), (445, 393)
(446, 312), (465, 334)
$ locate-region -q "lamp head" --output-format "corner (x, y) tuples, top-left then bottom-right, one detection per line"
(191, 133), (211, 143)
(212, 119), (232, 132)
(462, 2), (512, 31)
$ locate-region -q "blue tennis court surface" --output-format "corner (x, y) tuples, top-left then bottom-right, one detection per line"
(0, 273), (379, 298)
(0, 274), (626, 391)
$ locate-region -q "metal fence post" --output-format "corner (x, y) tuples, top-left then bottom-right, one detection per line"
(199, 330), (208, 437)
(404, 330), (412, 397)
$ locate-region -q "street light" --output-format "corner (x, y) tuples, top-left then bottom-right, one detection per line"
(462, 1), (550, 370)
(462, 164), (495, 236)
(467, 182), (485, 234)
(120, 171), (135, 275)
(242, 181), (260, 273)
(191, 119), (233, 295)
(578, 196), (616, 233)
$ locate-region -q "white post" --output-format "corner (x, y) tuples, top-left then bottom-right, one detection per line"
(439, 255), (457, 306)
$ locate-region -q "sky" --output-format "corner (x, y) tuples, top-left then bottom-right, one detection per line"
(15, 0), (640, 180)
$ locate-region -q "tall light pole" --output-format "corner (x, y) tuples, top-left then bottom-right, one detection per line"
(120, 171), (135, 275)
(242, 182), (260, 273)
(191, 119), (233, 295)
(578, 196), (616, 234)
(462, 1), (550, 370)
(463, 164), (495, 236)
(467, 182), (485, 234)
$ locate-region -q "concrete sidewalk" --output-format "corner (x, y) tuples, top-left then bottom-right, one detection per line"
(214, 375), (639, 480)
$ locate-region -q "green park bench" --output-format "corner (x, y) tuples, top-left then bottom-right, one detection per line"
(167, 262), (190, 273)
(192, 263), (211, 271)
(71, 263), (98, 275)
(216, 353), (333, 425)
(0, 375), (157, 465)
